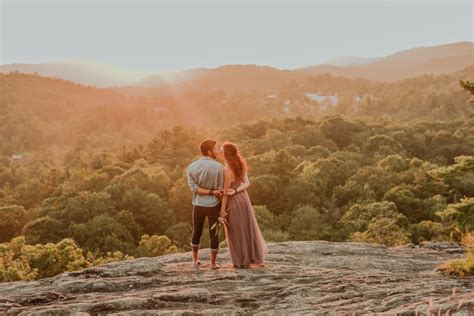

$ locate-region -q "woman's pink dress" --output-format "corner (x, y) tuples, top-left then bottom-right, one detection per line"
(224, 179), (268, 267)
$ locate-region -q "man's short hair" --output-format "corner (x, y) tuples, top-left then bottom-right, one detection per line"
(200, 139), (217, 156)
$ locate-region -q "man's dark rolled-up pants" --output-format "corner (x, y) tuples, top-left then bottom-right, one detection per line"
(190, 203), (221, 252)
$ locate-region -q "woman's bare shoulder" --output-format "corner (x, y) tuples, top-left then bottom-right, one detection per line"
(223, 165), (232, 174)
(223, 166), (236, 179)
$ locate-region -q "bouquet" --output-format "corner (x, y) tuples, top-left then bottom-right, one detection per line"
(210, 208), (230, 237)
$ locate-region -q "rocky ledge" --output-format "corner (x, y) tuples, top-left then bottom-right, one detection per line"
(0, 241), (473, 315)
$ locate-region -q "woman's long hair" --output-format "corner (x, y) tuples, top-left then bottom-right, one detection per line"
(222, 142), (248, 181)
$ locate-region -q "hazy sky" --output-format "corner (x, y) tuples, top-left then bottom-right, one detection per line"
(1, 0), (472, 71)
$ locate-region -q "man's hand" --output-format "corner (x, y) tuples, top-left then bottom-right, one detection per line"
(220, 209), (229, 218)
(213, 190), (224, 198)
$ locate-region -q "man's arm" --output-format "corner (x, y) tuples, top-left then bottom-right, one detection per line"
(187, 166), (200, 193)
(197, 187), (215, 195)
(187, 166), (222, 196)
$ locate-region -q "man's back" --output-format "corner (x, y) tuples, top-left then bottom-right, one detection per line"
(187, 157), (224, 207)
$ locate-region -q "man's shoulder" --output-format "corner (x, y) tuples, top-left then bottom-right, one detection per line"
(187, 158), (199, 172)
(188, 157), (223, 171)
(188, 158), (200, 168)
(208, 159), (224, 169)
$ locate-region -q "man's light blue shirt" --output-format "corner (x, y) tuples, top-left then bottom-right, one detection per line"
(187, 156), (224, 207)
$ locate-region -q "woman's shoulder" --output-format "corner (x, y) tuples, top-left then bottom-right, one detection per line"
(223, 165), (233, 174)
(224, 165), (237, 179)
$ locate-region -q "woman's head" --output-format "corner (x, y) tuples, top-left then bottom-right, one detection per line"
(221, 142), (248, 180)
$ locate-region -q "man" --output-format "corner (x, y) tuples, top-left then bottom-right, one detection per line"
(187, 139), (224, 269)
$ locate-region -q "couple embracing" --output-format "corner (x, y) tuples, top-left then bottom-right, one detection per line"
(187, 139), (268, 269)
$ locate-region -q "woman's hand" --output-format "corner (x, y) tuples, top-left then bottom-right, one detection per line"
(225, 189), (236, 196)
(220, 209), (229, 218)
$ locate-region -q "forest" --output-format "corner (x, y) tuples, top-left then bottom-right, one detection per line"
(0, 69), (473, 281)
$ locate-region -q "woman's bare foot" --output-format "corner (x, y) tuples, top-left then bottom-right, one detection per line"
(249, 261), (265, 268)
(233, 264), (249, 268)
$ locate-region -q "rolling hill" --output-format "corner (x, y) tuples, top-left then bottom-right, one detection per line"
(298, 42), (474, 82)
(1, 42), (472, 88)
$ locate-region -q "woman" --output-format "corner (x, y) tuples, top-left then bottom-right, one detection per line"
(219, 142), (268, 268)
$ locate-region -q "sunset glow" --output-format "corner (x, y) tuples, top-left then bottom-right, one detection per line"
(0, 0), (473, 313)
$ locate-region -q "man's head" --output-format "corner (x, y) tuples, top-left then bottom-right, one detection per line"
(200, 139), (218, 159)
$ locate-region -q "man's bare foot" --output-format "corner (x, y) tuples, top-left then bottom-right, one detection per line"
(210, 263), (221, 269)
(193, 260), (201, 268)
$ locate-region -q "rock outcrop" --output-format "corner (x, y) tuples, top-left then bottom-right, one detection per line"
(0, 241), (473, 315)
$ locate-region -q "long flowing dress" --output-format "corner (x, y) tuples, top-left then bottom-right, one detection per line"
(224, 179), (268, 267)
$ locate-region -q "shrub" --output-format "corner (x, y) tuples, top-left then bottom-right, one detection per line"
(437, 233), (474, 277)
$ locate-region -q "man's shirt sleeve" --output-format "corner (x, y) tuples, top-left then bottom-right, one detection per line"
(187, 165), (199, 193)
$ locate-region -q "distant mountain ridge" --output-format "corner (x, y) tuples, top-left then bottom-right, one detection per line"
(0, 61), (150, 87)
(298, 41), (474, 81)
(322, 56), (381, 67)
(1, 42), (472, 87)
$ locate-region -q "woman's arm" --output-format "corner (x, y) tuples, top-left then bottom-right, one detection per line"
(226, 173), (250, 196)
(220, 167), (232, 217)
